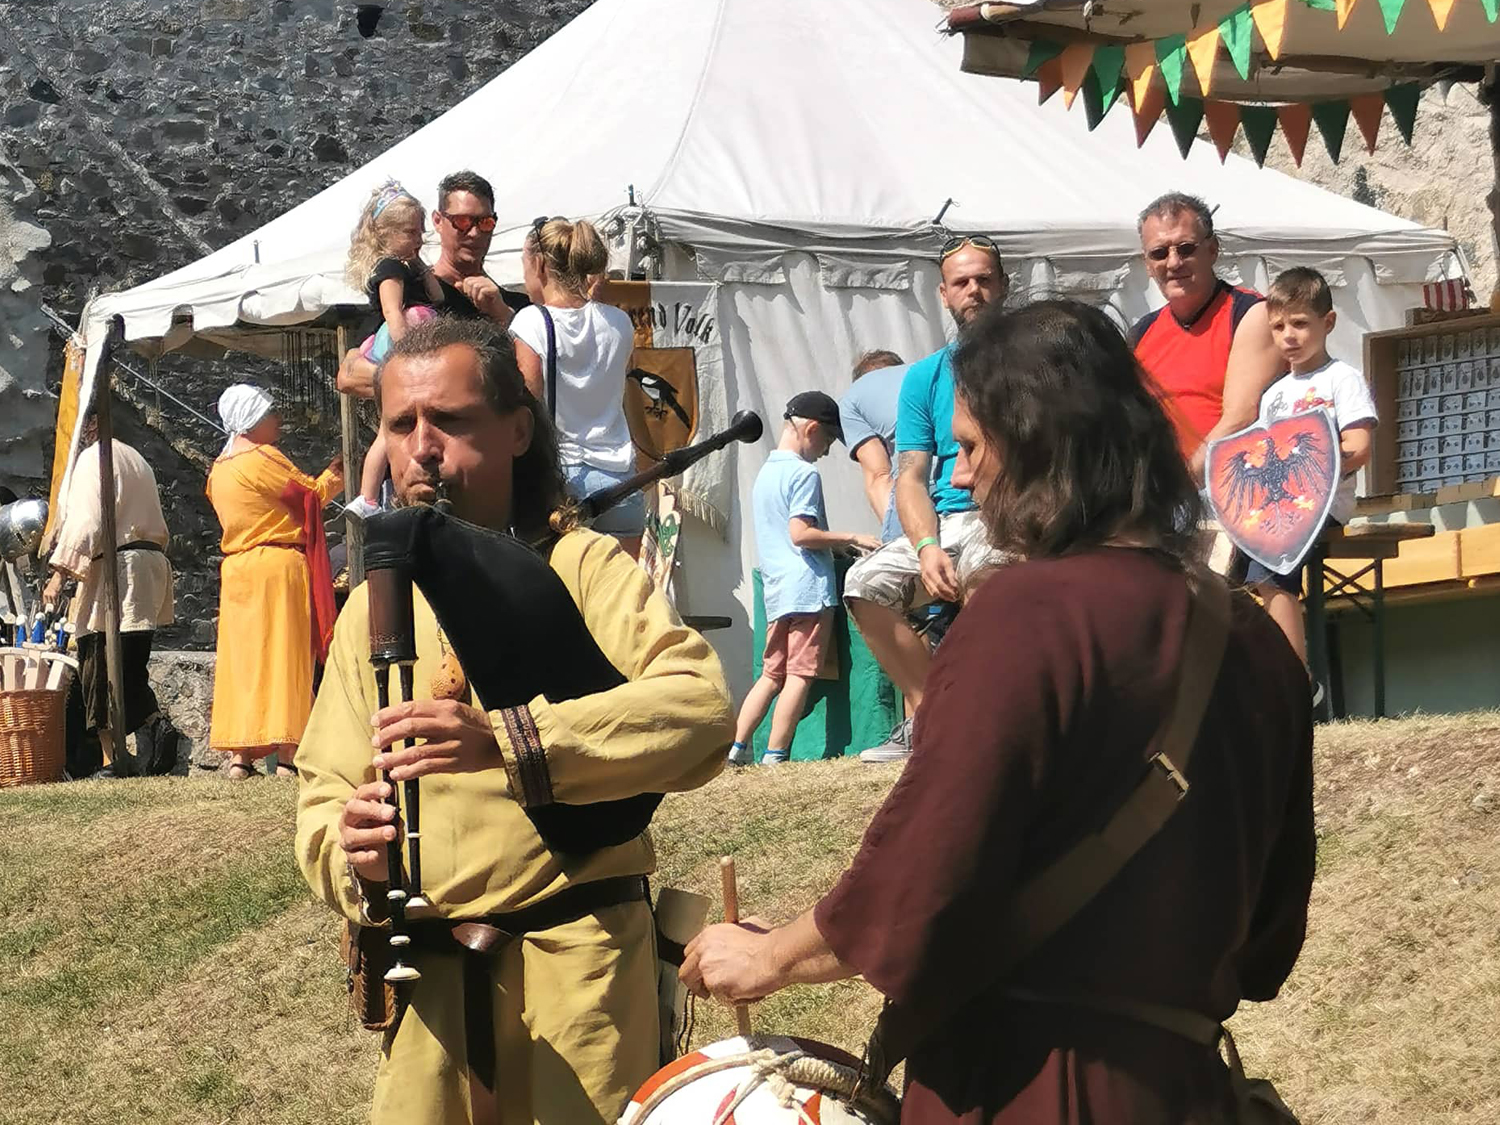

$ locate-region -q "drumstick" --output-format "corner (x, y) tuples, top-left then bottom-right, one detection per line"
(719, 855), (754, 1038)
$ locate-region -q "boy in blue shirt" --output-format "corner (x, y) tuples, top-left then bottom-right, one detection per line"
(729, 392), (882, 766)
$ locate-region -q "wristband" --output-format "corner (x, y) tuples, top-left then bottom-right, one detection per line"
(914, 536), (939, 553)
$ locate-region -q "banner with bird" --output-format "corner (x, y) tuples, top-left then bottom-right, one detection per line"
(599, 280), (730, 536)
(1206, 409), (1340, 576)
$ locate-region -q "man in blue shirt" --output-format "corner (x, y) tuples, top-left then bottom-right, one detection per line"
(845, 238), (1010, 761)
(838, 349), (907, 543)
(730, 392), (882, 766)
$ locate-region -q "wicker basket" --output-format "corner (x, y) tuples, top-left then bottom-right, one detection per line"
(0, 687), (68, 787)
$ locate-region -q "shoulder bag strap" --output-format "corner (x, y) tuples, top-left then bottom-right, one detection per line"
(860, 565), (1233, 1093)
(538, 305), (558, 421)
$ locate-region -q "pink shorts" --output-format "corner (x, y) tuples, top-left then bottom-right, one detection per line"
(762, 609), (833, 682)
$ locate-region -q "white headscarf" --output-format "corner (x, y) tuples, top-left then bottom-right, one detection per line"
(217, 384), (274, 456)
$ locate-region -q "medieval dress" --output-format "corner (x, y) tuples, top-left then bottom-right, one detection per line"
(815, 547), (1316, 1125)
(295, 527), (733, 1125)
(206, 444), (340, 754)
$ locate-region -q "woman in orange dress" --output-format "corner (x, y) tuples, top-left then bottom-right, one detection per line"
(207, 385), (343, 779)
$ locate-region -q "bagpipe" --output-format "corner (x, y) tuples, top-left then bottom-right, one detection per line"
(362, 410), (762, 984)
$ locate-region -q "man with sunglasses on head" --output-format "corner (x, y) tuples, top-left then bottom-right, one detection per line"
(1129, 192), (1282, 482)
(843, 235), (1010, 763)
(337, 170), (530, 398)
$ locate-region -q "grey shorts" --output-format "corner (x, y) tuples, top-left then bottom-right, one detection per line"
(844, 509), (1010, 612)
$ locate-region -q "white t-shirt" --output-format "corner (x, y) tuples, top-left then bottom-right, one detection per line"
(510, 301), (636, 473)
(1256, 357), (1378, 523)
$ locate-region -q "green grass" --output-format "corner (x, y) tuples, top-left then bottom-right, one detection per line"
(1, 713), (1498, 1123)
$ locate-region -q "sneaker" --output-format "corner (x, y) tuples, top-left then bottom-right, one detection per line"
(859, 718), (913, 763)
(727, 743), (755, 767)
(760, 749), (790, 765)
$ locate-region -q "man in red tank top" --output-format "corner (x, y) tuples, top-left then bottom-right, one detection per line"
(1129, 193), (1283, 480)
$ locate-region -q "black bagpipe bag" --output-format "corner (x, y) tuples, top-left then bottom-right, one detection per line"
(363, 504), (663, 854)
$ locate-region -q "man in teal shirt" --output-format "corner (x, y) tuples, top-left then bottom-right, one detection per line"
(845, 238), (1010, 760)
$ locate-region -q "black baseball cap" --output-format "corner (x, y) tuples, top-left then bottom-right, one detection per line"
(784, 391), (844, 443)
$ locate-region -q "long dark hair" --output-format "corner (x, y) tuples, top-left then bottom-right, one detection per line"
(952, 299), (1201, 562)
(378, 316), (575, 541)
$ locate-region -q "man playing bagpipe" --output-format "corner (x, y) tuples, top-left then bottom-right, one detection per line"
(295, 315), (735, 1125)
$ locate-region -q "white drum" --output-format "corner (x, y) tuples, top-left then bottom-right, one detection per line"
(619, 1035), (900, 1125)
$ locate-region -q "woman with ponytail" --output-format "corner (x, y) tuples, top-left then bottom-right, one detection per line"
(510, 217), (643, 554)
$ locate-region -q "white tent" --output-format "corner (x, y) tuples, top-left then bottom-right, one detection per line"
(72, 0), (1465, 694)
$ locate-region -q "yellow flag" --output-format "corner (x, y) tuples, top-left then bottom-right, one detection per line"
(1187, 26), (1222, 96)
(1251, 0), (1289, 59)
(42, 338), (85, 545)
(1427, 0), (1457, 27)
(1125, 40), (1159, 108)
(1335, 0), (1359, 27)
(1059, 42), (1095, 109)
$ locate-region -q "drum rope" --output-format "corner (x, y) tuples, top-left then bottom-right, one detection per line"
(631, 1043), (899, 1124)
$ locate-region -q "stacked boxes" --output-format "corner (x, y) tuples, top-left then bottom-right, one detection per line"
(1392, 325), (1500, 492)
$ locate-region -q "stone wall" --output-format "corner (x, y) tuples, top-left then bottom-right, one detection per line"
(0, 159), (52, 493)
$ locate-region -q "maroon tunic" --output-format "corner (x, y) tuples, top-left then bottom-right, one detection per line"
(815, 547), (1314, 1124)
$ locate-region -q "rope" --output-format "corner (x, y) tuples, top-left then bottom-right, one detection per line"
(630, 1041), (900, 1125)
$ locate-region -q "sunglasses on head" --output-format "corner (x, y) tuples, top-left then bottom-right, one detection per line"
(440, 212), (497, 235)
(1145, 240), (1205, 262)
(940, 234), (999, 261)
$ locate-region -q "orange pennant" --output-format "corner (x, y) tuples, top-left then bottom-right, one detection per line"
(1037, 57), (1064, 105)
(1132, 81), (1168, 147)
(1427, 0), (1457, 28)
(1203, 101), (1242, 161)
(1350, 93), (1384, 152)
(1125, 40), (1159, 108)
(1277, 102), (1313, 165)
(1186, 26), (1222, 97)
(1251, 0), (1289, 60)
(1335, 0), (1359, 27)
(1059, 42), (1095, 109)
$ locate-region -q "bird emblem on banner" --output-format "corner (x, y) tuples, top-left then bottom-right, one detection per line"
(624, 347), (700, 468)
(1206, 409), (1340, 576)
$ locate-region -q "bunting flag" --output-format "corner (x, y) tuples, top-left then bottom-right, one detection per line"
(1165, 97), (1206, 158)
(1155, 33), (1189, 103)
(1335, 0), (1359, 26)
(1277, 102), (1314, 165)
(1037, 57), (1064, 105)
(1187, 26), (1222, 96)
(1082, 70), (1110, 129)
(1484, 0), (1499, 21)
(1203, 100), (1243, 160)
(1251, 0), (1289, 58)
(1385, 83), (1421, 142)
(1132, 81), (1168, 146)
(1311, 99), (1351, 160)
(1376, 0), (1406, 32)
(1240, 104), (1280, 165)
(1125, 40), (1159, 107)
(1220, 6), (1255, 79)
(1093, 44), (1127, 114)
(1059, 42), (1095, 109)
(1428, 0), (1457, 25)
(1350, 93), (1385, 151)
(1024, 39), (1064, 77)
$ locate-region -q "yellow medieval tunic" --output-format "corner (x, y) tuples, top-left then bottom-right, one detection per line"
(206, 445), (341, 754)
(295, 527), (733, 1125)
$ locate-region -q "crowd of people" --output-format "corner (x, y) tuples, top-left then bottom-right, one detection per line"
(37, 180), (1374, 1123)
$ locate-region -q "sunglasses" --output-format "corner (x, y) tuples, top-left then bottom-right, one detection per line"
(1145, 240), (1204, 262)
(440, 212), (497, 235)
(940, 234), (999, 261)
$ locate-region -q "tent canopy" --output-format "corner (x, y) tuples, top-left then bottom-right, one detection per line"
(82, 0), (1463, 353)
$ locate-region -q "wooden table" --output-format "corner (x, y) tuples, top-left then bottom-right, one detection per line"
(1305, 522), (1435, 721)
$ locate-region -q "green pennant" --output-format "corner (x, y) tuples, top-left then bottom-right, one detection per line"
(1092, 43), (1126, 109)
(1218, 6), (1255, 81)
(1482, 0), (1498, 21)
(1156, 33), (1189, 104)
(1165, 97), (1206, 159)
(1375, 0), (1405, 32)
(1082, 70), (1106, 130)
(1024, 40), (1064, 77)
(1384, 83), (1421, 144)
(1239, 105), (1279, 166)
(1311, 100), (1350, 161)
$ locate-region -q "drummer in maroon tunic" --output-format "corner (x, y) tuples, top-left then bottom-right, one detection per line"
(681, 300), (1315, 1125)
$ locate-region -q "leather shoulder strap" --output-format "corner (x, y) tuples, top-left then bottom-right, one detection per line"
(860, 565), (1233, 1093)
(539, 305), (558, 421)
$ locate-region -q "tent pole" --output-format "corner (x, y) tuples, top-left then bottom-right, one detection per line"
(338, 323), (365, 586)
(94, 330), (130, 774)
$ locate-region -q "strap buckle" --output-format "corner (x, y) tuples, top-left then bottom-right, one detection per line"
(1149, 752), (1190, 799)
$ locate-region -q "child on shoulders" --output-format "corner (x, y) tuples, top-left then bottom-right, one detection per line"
(729, 392), (881, 767)
(1248, 267), (1378, 678)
